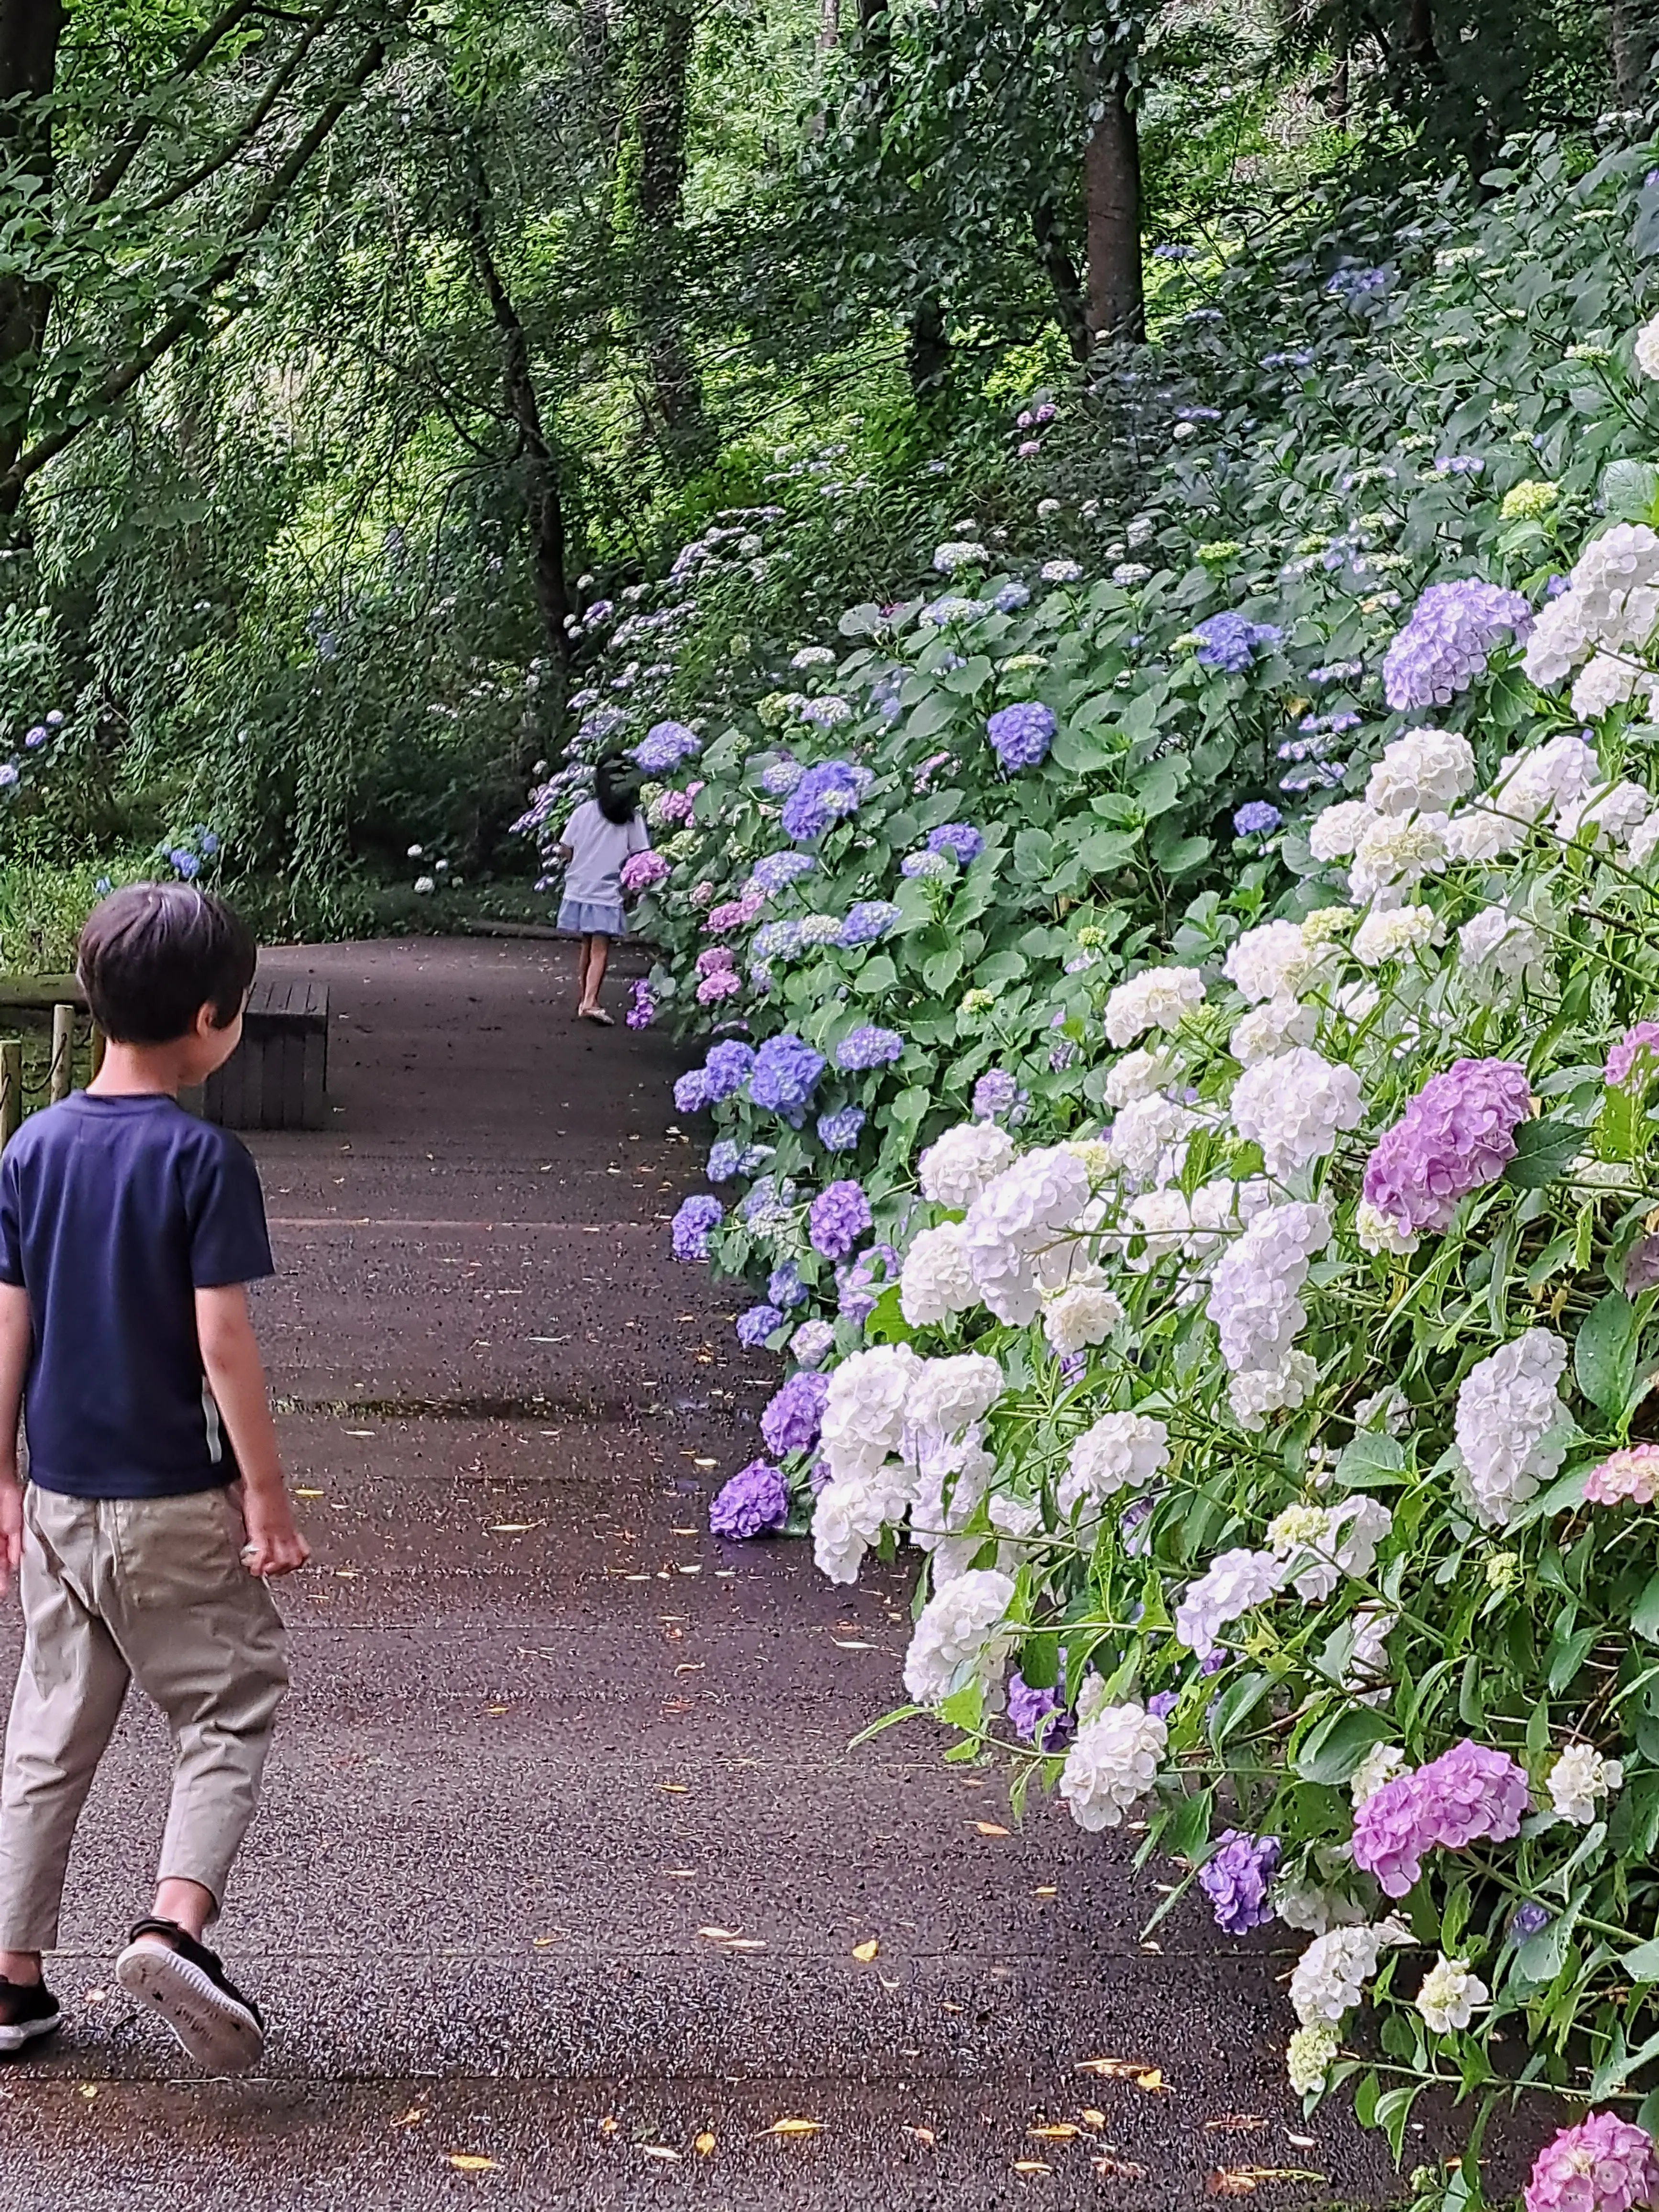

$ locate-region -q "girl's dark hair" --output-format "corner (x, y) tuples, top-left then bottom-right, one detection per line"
(77, 883), (257, 1044)
(595, 754), (642, 827)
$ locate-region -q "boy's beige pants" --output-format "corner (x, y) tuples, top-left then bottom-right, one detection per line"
(0, 1484), (288, 1951)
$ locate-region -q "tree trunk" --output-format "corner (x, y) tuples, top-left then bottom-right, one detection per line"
(616, 0), (716, 469)
(820, 0), (841, 47)
(1032, 193), (1089, 364)
(1084, 67), (1143, 349)
(461, 155), (572, 675)
(1612, 0), (1656, 103)
(0, 0), (65, 504)
(906, 296), (949, 399)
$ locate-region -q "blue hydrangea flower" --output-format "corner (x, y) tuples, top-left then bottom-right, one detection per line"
(817, 1106), (866, 1150)
(973, 1069), (1019, 1119)
(1193, 613), (1282, 673)
(747, 1034), (824, 1115)
(737, 1304), (785, 1347)
(928, 823), (984, 864)
(799, 695), (852, 729)
(707, 1139), (744, 1182)
(1233, 801), (1281, 837)
(902, 850), (951, 879)
(840, 900), (901, 948)
(836, 1026), (904, 1071)
(768, 1261), (806, 1310)
(632, 719), (701, 773)
(986, 701), (1054, 770)
(920, 594), (990, 629)
(781, 759), (863, 842)
(993, 582), (1030, 612)
(704, 1040), (756, 1102)
(1382, 577), (1532, 710)
(810, 1180), (872, 1260)
(741, 1175), (797, 1236)
(752, 920), (805, 962)
(749, 850), (817, 895)
(671, 1194), (723, 1261)
(761, 758), (804, 796)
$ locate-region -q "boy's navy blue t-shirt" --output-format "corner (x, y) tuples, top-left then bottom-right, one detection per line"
(0, 1093), (275, 1499)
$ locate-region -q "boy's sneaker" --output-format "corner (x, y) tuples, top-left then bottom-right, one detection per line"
(0, 1976), (60, 2054)
(114, 1919), (264, 2075)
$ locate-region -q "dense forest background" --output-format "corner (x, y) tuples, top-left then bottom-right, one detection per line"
(0, 0), (1642, 944)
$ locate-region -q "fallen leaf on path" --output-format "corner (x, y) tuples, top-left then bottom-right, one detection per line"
(974, 1821), (1010, 1836)
(907, 2126), (936, 2147)
(694, 2133), (716, 2156)
(77, 2085), (97, 2101)
(698, 1925), (742, 1939)
(879, 1974), (901, 1990)
(1208, 2170), (1326, 2196)
(393, 2106), (426, 2126)
(446, 2153), (498, 2172)
(1286, 2135), (1316, 2150)
(636, 2146), (679, 2162)
(657, 1782), (690, 1794)
(489, 1523), (533, 1533)
(1029, 2124), (1080, 2140)
(674, 1663), (705, 1676)
(598, 2116), (619, 2138)
(764, 2118), (822, 2137)
(724, 1937), (767, 1950)
(295, 1488), (324, 1498)
(693, 1457), (718, 1469)
(1012, 2160), (1052, 2174)
(1205, 2115), (1269, 2133)
(1094, 2156), (1149, 2180)
(1074, 2058), (1166, 2092)
(852, 1939), (880, 1961)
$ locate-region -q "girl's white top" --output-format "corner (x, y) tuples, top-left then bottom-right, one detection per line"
(560, 800), (649, 903)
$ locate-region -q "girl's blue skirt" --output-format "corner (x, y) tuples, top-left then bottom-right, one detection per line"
(558, 898), (626, 937)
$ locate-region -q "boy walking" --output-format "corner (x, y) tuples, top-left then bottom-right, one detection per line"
(0, 883), (308, 2073)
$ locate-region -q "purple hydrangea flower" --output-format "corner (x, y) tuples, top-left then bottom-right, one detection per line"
(902, 850), (952, 879)
(840, 899), (901, 948)
(620, 850), (669, 896)
(1352, 1739), (1531, 1898)
(737, 1304), (785, 1347)
(837, 1242), (896, 1324)
(627, 979), (657, 1029)
(836, 1025), (904, 1072)
(1382, 578), (1533, 711)
(761, 757), (804, 796)
(928, 822), (984, 864)
(1627, 1234), (1659, 1296)
(709, 1458), (789, 1538)
(809, 1179), (872, 1260)
(761, 1370), (830, 1455)
(673, 1069), (712, 1113)
(987, 702), (1055, 771)
(1606, 1022), (1659, 1091)
(1199, 1831), (1281, 1935)
(706, 1140), (744, 1182)
(1146, 1689), (1179, 1721)
(768, 1261), (806, 1310)
(672, 1194), (723, 1261)
(1006, 1671), (1073, 1749)
(817, 1106), (866, 1150)
(790, 1318), (837, 1369)
(748, 1034), (824, 1116)
(633, 720), (701, 773)
(750, 849), (817, 895)
(703, 1040), (756, 1102)
(993, 582), (1029, 612)
(1233, 801), (1281, 836)
(169, 849), (200, 880)
(973, 1069), (1019, 1119)
(1510, 1902), (1553, 1940)
(1194, 613), (1282, 673)
(1361, 1057), (1532, 1237)
(781, 760), (863, 841)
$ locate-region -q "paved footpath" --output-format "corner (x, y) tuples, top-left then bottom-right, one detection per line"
(0, 940), (1402, 2211)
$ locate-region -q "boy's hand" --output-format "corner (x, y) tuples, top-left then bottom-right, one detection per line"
(235, 1484), (310, 1579)
(0, 1478), (21, 1600)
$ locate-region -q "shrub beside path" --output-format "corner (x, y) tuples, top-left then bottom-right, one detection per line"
(0, 939), (1399, 2210)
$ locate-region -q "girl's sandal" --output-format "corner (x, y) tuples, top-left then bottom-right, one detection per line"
(580, 1008), (615, 1026)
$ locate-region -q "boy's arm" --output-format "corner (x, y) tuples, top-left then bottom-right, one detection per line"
(195, 1283), (309, 1578)
(0, 1283), (29, 1597)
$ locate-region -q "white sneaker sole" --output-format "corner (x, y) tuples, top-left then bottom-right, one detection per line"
(114, 1943), (264, 2075)
(0, 2010), (59, 2053)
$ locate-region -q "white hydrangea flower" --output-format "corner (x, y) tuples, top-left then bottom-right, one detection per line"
(1308, 800), (1378, 862)
(1353, 1386), (1408, 1435)
(902, 1567), (1015, 1705)
(1356, 1198), (1419, 1256)
(1344, 1603), (1397, 1703)
(1453, 1328), (1570, 1528)
(1224, 919), (1316, 1005)
(1110, 1091), (1199, 1187)
(1173, 1545), (1286, 1658)
(1415, 1956), (1489, 2036)
(1628, 810), (1659, 870)
(1104, 964), (1205, 1048)
(1350, 1741), (1409, 1809)
(1286, 2023), (1341, 2095)
(1126, 1186), (1194, 1265)
(1207, 1202), (1330, 1376)
(1364, 727), (1476, 817)
(1042, 1283), (1125, 1355)
(899, 1222), (978, 1327)
(1230, 1049), (1361, 1181)
(1547, 1742), (1624, 1826)
(820, 1344), (925, 1482)
(1352, 903), (1440, 968)
(1457, 907), (1548, 994)
(812, 1471), (901, 1585)
(1558, 775), (1653, 846)
(1059, 1412), (1169, 1516)
(1523, 524), (1659, 687)
(1104, 1047), (1173, 1106)
(1230, 996), (1317, 1066)
(1277, 1496), (1392, 1602)
(1488, 731), (1597, 832)
(1569, 651), (1649, 723)
(1636, 311), (1659, 380)
(1229, 1350), (1318, 1429)
(961, 1147), (1093, 1326)
(1289, 1918), (1411, 2028)
(1057, 1691), (1168, 1831)
(908, 1436), (995, 1581)
(1275, 1877), (1368, 1938)
(918, 1120), (1017, 1208)
(908, 1353), (1005, 1440)
(1348, 810), (1450, 908)
(1267, 1503), (1327, 1553)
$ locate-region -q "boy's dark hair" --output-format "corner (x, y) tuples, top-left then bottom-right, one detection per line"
(77, 884), (257, 1045)
(594, 753), (642, 827)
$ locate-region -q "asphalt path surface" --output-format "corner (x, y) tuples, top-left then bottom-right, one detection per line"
(0, 938), (1410, 2210)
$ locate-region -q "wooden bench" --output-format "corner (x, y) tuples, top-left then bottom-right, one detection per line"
(200, 976), (330, 1131)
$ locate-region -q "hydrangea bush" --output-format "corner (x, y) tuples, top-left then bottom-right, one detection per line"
(527, 135), (1659, 2203)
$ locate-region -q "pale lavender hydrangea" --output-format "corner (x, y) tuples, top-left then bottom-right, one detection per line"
(1361, 1058), (1532, 1236)
(809, 1179), (872, 1259)
(1234, 802), (1281, 836)
(903, 850), (952, 879)
(1194, 613), (1282, 673)
(671, 1194), (723, 1261)
(973, 1069), (1019, 1118)
(709, 1459), (789, 1538)
(1006, 1671), (1073, 1749)
(737, 1305), (785, 1347)
(1382, 578), (1532, 710)
(632, 720), (701, 773)
(838, 1242), (897, 1324)
(750, 849), (817, 894)
(840, 899), (902, 947)
(1352, 1739), (1531, 1898)
(817, 1106), (866, 1150)
(761, 1370), (830, 1455)
(987, 702), (1055, 770)
(837, 1025), (904, 1071)
(790, 1318), (837, 1369)
(1606, 1022), (1659, 1091)
(929, 823), (984, 864)
(761, 757), (804, 796)
(1199, 1831), (1281, 1935)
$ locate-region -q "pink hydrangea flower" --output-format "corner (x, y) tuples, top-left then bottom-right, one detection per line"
(696, 945), (736, 977)
(1524, 2112), (1659, 2212)
(689, 879), (714, 908)
(1606, 1022), (1659, 1092)
(1584, 1445), (1659, 1507)
(620, 849), (669, 895)
(1352, 1739), (1531, 1898)
(697, 969), (742, 1004)
(704, 893), (763, 935)
(1361, 1057), (1532, 1236)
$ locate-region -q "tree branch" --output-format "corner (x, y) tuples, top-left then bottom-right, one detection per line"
(87, 0), (268, 205)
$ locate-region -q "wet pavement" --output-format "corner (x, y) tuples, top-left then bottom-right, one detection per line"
(0, 939), (1406, 2209)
